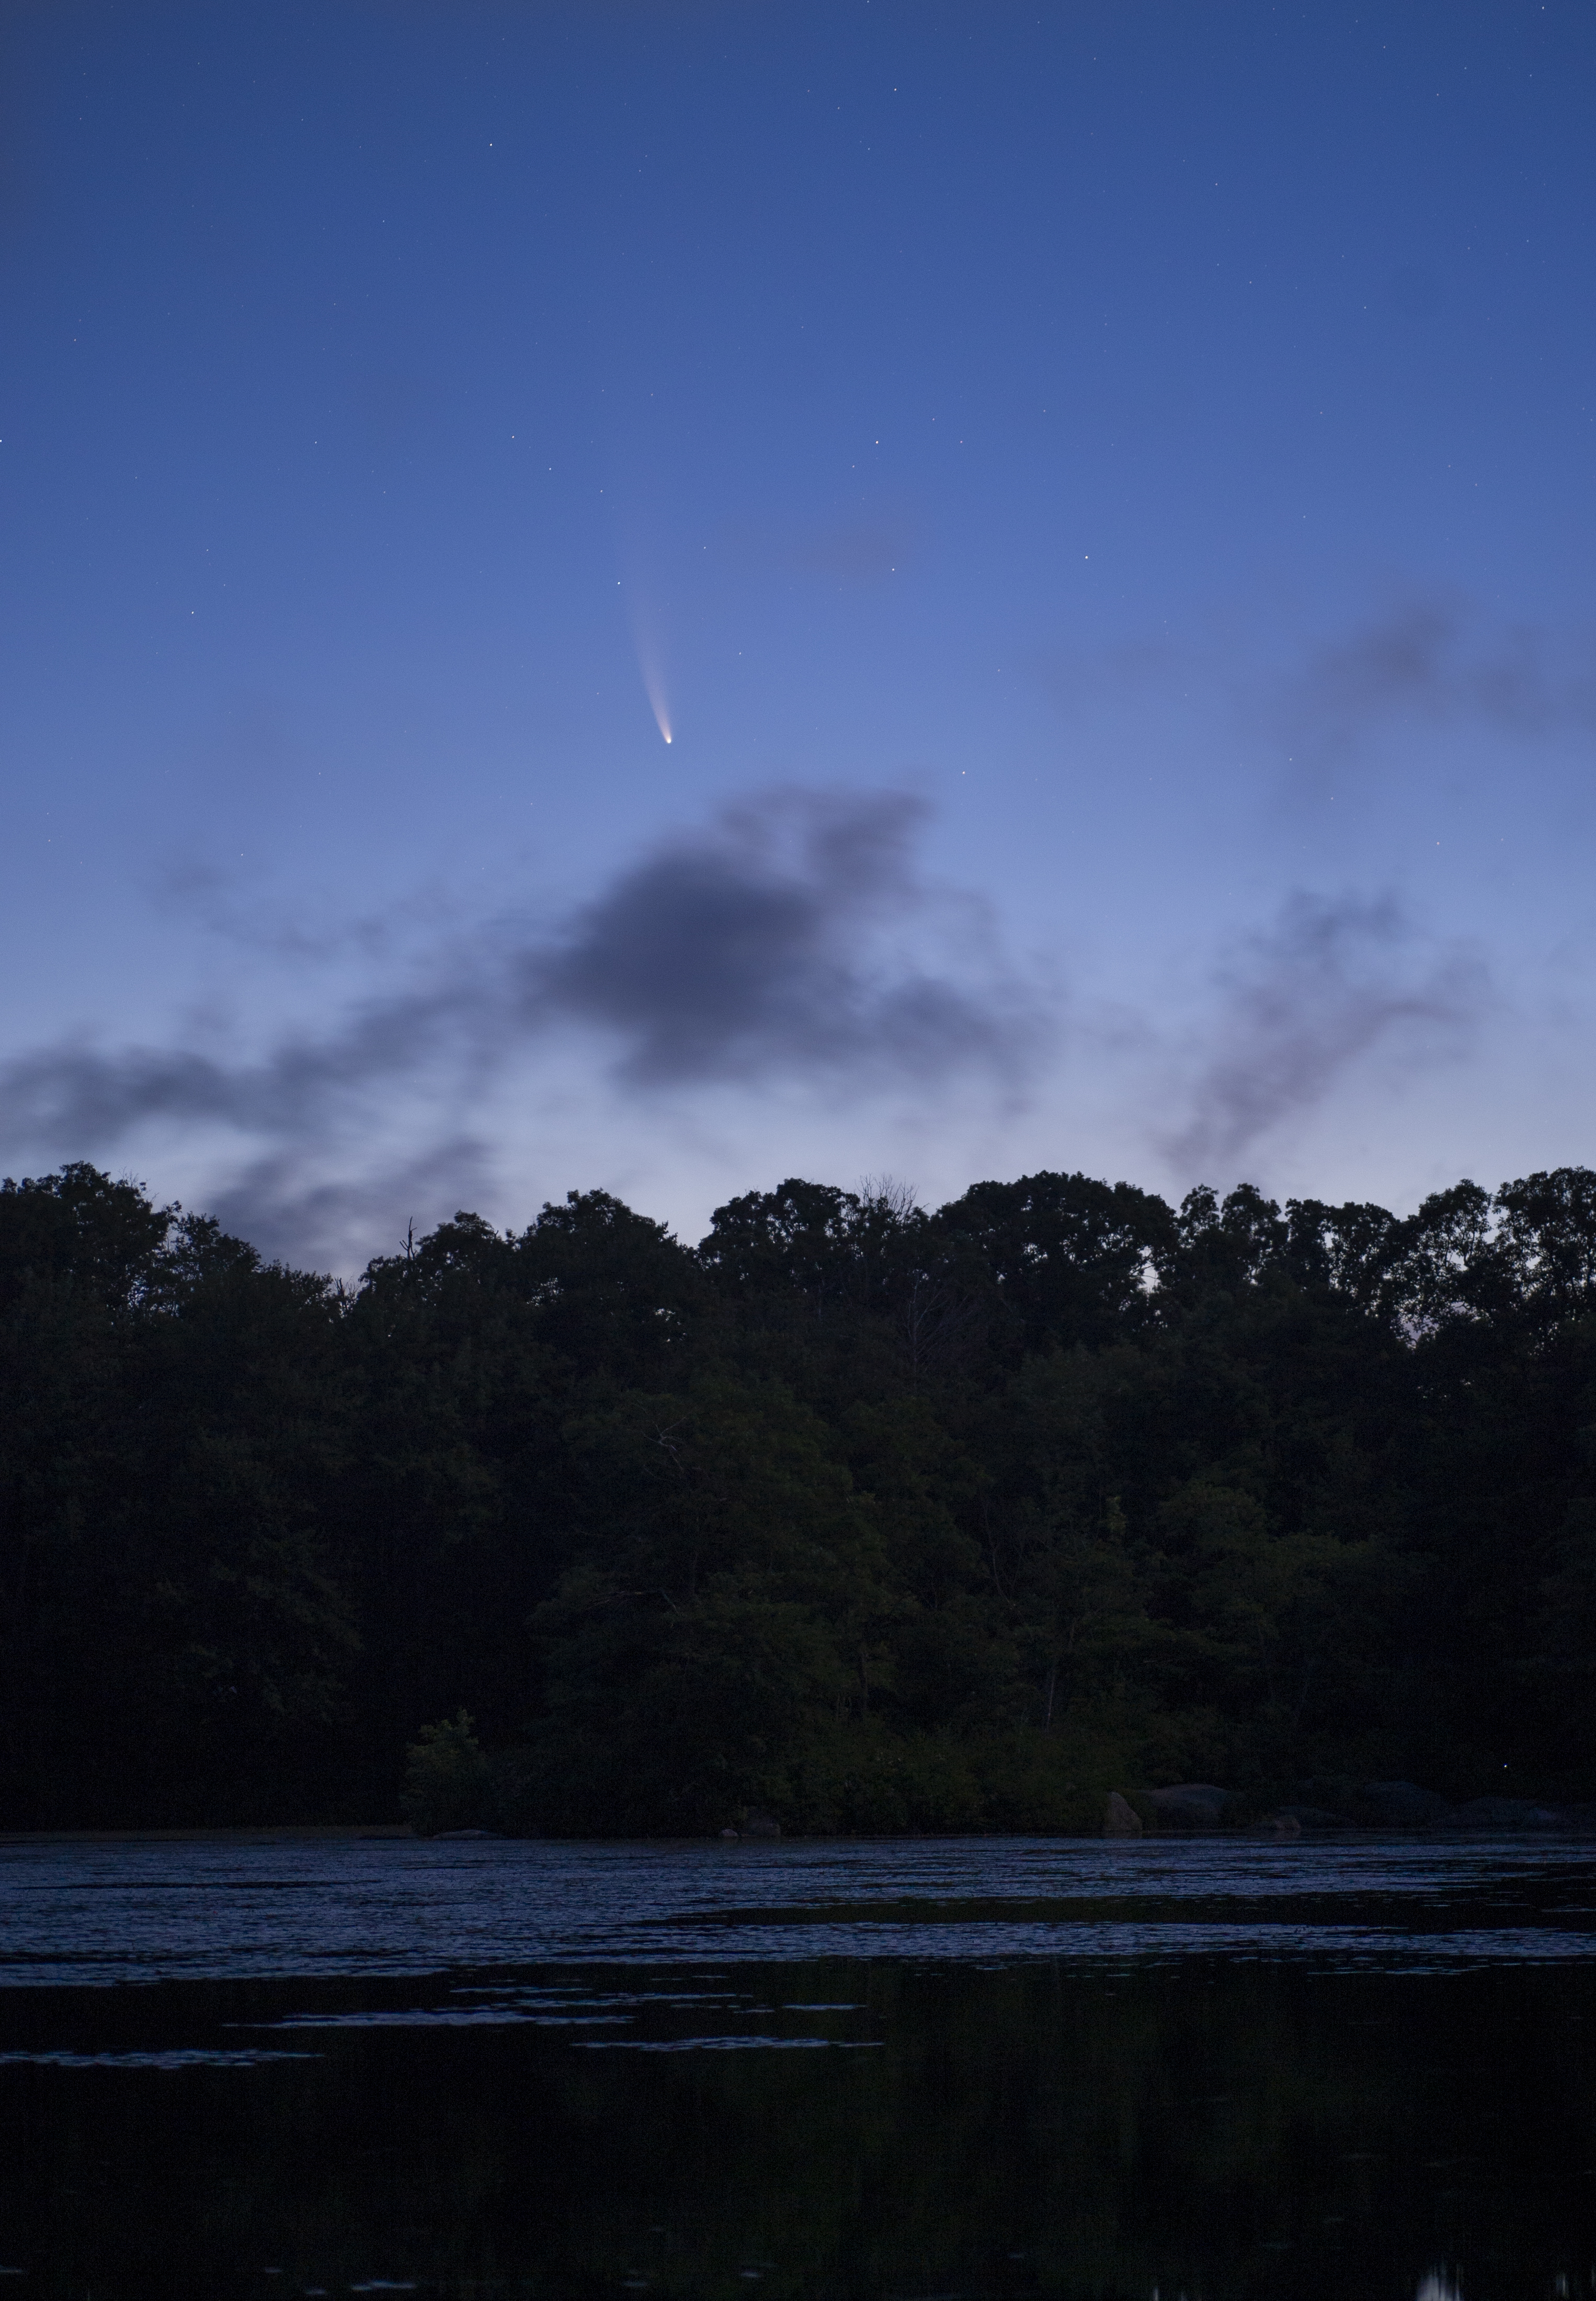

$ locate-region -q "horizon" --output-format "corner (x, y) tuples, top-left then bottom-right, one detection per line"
(10, 1147), (1589, 1284)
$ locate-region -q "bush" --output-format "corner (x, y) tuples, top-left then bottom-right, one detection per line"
(400, 1710), (493, 1836)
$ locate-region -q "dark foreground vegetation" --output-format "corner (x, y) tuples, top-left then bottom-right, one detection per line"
(4, 1159), (1596, 1833)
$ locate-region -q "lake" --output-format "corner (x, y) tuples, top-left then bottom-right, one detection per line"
(1, 1832), (1592, 2298)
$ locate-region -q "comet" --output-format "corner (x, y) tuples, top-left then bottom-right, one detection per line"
(639, 670), (672, 744)
(624, 598), (674, 746)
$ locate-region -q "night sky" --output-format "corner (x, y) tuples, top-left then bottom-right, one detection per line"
(3, 2), (1593, 1266)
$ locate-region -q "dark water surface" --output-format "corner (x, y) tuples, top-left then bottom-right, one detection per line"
(1, 1835), (1592, 2298)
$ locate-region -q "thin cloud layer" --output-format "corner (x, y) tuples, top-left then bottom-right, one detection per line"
(1030, 598), (1596, 787)
(0, 789), (1040, 1231)
(1278, 599), (1596, 771)
(0, 985), (472, 1149)
(208, 1136), (495, 1273)
(721, 503), (923, 585)
(1164, 892), (1486, 1174)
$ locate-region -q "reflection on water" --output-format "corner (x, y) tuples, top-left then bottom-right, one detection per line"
(0, 1836), (1592, 2297)
(0, 2047), (317, 2069)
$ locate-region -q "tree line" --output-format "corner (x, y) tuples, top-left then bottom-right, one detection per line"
(3, 1158), (1594, 1832)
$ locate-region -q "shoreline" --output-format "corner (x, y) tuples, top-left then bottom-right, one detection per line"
(0, 1823), (415, 1846)
(4, 1820), (1595, 1848)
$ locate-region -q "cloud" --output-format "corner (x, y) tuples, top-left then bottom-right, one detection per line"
(1029, 632), (1185, 715)
(1162, 892), (1486, 1175)
(0, 789), (1041, 1232)
(1278, 599), (1596, 771)
(152, 857), (459, 967)
(538, 789), (1032, 1085)
(788, 506), (921, 582)
(1026, 596), (1596, 772)
(207, 1136), (495, 1273)
(721, 502), (923, 584)
(0, 978), (473, 1152)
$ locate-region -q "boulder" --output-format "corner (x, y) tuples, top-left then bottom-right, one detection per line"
(1103, 1792), (1144, 1837)
(1354, 1780), (1453, 1828)
(743, 1812), (782, 1839)
(1148, 1783), (1231, 1828)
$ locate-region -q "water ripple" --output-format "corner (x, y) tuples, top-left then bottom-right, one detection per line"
(0, 1834), (1591, 1985)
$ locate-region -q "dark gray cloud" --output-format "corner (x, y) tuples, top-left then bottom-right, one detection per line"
(0, 788), (1039, 1180)
(538, 789), (1028, 1085)
(1164, 892), (1486, 1175)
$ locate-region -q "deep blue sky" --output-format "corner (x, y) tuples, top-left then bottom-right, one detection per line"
(3, 1), (1593, 1263)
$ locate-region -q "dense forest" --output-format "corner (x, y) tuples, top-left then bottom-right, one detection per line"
(3, 1158), (1595, 1835)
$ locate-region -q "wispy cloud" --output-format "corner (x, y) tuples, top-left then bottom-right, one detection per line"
(721, 500), (924, 585)
(0, 789), (1042, 1249)
(1027, 595), (1596, 782)
(0, 985), (471, 1150)
(1162, 892), (1486, 1174)
(152, 857), (460, 967)
(788, 504), (921, 582)
(1276, 598), (1596, 775)
(207, 1136), (494, 1273)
